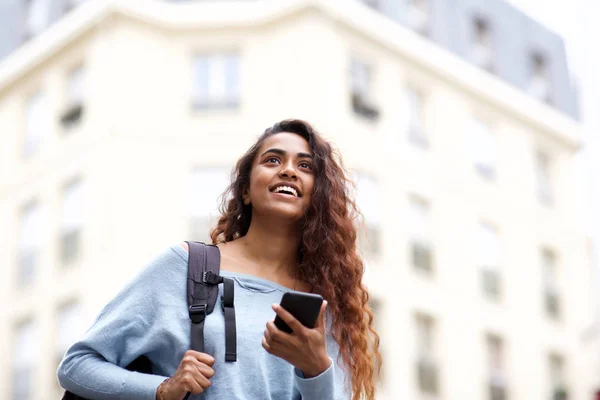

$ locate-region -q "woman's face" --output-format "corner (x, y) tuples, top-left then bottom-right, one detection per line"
(245, 132), (315, 223)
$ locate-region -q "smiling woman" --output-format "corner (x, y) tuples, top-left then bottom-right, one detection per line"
(57, 119), (381, 400)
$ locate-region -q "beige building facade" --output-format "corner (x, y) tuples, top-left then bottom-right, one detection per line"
(0, 0), (595, 399)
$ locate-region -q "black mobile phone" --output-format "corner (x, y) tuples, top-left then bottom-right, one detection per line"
(274, 292), (324, 333)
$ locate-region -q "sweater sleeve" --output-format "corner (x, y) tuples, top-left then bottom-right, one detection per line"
(57, 248), (180, 400)
(293, 329), (351, 399)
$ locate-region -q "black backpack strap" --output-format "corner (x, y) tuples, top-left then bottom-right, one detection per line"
(222, 277), (237, 361)
(186, 241), (237, 362)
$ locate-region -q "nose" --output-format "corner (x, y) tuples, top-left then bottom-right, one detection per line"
(279, 163), (297, 179)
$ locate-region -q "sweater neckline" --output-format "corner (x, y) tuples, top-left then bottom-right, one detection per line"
(172, 244), (294, 293)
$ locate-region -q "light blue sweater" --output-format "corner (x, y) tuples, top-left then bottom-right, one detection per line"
(57, 244), (350, 399)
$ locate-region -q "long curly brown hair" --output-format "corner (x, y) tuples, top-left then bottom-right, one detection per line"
(210, 119), (381, 399)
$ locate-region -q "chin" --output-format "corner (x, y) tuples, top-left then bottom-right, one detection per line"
(264, 205), (305, 222)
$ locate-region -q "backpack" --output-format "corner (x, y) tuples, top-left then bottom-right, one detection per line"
(62, 241), (237, 400)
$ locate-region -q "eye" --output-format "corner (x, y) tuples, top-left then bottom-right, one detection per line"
(299, 161), (312, 170)
(265, 157), (280, 164)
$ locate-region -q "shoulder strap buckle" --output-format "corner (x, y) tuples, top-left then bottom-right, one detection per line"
(202, 271), (223, 285)
(189, 303), (207, 324)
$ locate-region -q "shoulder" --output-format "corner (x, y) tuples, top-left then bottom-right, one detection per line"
(180, 241), (189, 253)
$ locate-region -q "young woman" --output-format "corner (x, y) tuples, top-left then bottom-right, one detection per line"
(58, 119), (381, 400)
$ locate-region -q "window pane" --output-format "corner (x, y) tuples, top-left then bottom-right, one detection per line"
(353, 173), (380, 256)
(62, 179), (84, 231)
(535, 150), (553, 204)
(193, 56), (210, 104)
(529, 53), (551, 102)
(409, 196), (428, 242)
(25, 0), (50, 37)
(415, 314), (434, 356)
(350, 59), (370, 96)
(224, 54), (240, 103)
(401, 88), (427, 146)
(415, 313), (438, 394)
(542, 249), (557, 289)
(408, 0), (430, 34)
(193, 54), (240, 107)
(477, 223), (499, 269)
(68, 66), (85, 105)
(487, 335), (503, 372)
(470, 119), (495, 177)
(13, 320), (37, 400)
(472, 18), (493, 70)
(19, 202), (41, 285)
(549, 354), (565, 388)
(24, 91), (49, 157)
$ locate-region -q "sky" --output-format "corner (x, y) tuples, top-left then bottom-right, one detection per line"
(505, 0), (600, 318)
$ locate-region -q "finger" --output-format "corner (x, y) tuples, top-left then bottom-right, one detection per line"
(262, 337), (272, 353)
(266, 321), (289, 343)
(183, 375), (203, 395)
(188, 350), (215, 367)
(316, 300), (328, 332)
(194, 369), (212, 391)
(197, 363), (215, 379)
(264, 326), (275, 344)
(272, 303), (305, 333)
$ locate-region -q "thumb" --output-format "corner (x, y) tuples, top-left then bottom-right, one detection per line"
(316, 300), (328, 332)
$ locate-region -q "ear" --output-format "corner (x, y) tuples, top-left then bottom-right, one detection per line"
(242, 187), (251, 205)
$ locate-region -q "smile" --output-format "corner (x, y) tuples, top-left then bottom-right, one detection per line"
(272, 185), (298, 197)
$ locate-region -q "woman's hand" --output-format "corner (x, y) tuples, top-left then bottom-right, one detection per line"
(157, 350), (215, 400)
(262, 300), (332, 378)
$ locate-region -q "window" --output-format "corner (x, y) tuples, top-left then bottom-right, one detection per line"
(192, 53), (240, 109)
(549, 354), (567, 400)
(56, 302), (81, 381)
(401, 88), (427, 147)
(529, 52), (551, 104)
(61, 178), (84, 265)
(24, 91), (50, 158)
(535, 150), (553, 205)
(470, 119), (495, 179)
(486, 335), (507, 400)
(24, 0), (50, 39)
(63, 0), (86, 13)
(472, 18), (493, 71)
(350, 59), (379, 120)
(477, 223), (501, 299)
(18, 202), (42, 287)
(361, 0), (380, 10)
(354, 173), (381, 258)
(12, 320), (37, 400)
(60, 65), (85, 129)
(188, 167), (230, 243)
(407, 0), (430, 35)
(409, 196), (433, 273)
(542, 249), (560, 319)
(415, 313), (438, 395)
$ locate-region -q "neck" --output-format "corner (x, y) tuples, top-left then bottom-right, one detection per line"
(236, 214), (301, 278)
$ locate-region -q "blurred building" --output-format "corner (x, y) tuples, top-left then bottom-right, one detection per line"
(0, 0), (595, 399)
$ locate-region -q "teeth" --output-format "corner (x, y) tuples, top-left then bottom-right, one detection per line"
(274, 185), (298, 197)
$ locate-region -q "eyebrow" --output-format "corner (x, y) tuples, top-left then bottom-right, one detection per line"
(260, 148), (313, 159)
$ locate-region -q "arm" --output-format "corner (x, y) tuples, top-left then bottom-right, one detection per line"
(57, 248), (180, 400)
(293, 333), (351, 400)
(263, 302), (351, 400)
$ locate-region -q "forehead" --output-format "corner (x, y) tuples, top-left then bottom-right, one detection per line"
(258, 132), (311, 155)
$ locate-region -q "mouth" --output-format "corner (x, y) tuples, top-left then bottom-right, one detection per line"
(269, 183), (301, 198)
